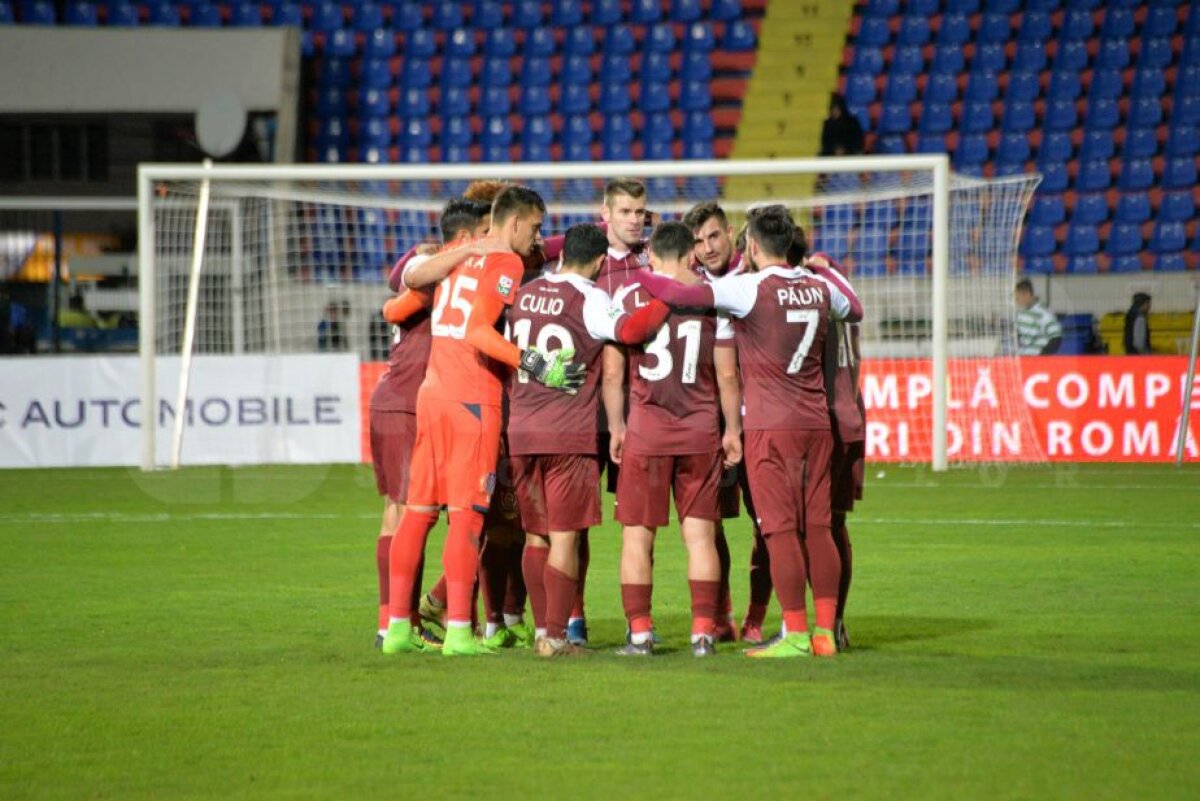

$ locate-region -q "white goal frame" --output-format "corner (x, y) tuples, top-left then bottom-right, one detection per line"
(137, 156), (954, 472)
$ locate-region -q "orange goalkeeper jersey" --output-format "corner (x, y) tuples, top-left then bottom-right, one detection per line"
(420, 250), (524, 406)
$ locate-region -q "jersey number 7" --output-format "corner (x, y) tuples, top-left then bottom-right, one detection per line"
(786, 309), (819, 374)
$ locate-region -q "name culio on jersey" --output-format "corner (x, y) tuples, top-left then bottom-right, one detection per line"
(518, 293), (565, 316)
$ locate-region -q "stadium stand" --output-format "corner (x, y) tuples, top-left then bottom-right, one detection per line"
(840, 0), (1199, 273)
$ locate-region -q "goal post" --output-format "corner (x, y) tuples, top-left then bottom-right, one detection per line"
(137, 156), (1037, 472)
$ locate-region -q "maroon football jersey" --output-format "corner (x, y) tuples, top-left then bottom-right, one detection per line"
(825, 320), (866, 443)
(506, 272), (627, 455)
(596, 244), (649, 296)
(711, 265), (856, 431)
(614, 276), (731, 455)
(369, 311), (432, 413)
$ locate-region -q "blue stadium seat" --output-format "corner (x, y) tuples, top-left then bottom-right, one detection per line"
(485, 27), (517, 58)
(601, 52), (632, 82)
(924, 73), (957, 103)
(406, 28), (437, 58)
(352, 3), (383, 32)
(360, 57), (392, 90)
(1144, 6), (1178, 37)
(684, 110), (714, 140)
(189, 3), (223, 26)
(681, 51), (711, 82)
(473, 1), (504, 29)
(630, 0), (659, 24)
(864, 0), (897, 13)
(850, 46), (885, 75)
(1150, 221), (1187, 253)
(634, 51), (667, 84)
(147, 2), (180, 25)
(602, 113), (634, 146)
(523, 27), (555, 57)
(272, 2), (302, 30)
(683, 21), (715, 51)
(997, 132), (1030, 165)
(1129, 97), (1163, 128)
(880, 103), (913, 134)
(1039, 161), (1069, 191)
(858, 16), (891, 47)
(397, 117), (429, 149)
(1065, 254), (1099, 274)
(1163, 157), (1198, 189)
(1048, 71), (1081, 102)
(310, 1), (343, 32)
(429, 57), (467, 89)
(944, 0), (977, 11)
(1159, 191), (1195, 222)
(360, 118), (392, 149)
(1061, 9), (1093, 39)
(1018, 11), (1053, 41)
(398, 86), (429, 116)
(564, 25), (595, 55)
(1153, 253), (1187, 272)
(680, 80), (712, 111)
(512, 0), (542, 28)
(1021, 225), (1057, 258)
(682, 138), (713, 160)
(431, 2), (462, 30)
(961, 102), (994, 133)
(1109, 253), (1144, 273)
(1115, 192), (1151, 223)
(1079, 129), (1113, 160)
(670, 0), (702, 23)
(560, 82), (593, 115)
(481, 56), (513, 87)
(444, 27), (476, 57)
(885, 74), (917, 104)
(977, 12), (1011, 43)
(1040, 131), (1073, 162)
(1101, 7), (1136, 39)
(1089, 68), (1124, 99)
(1132, 69), (1167, 100)
(1054, 40), (1088, 71)
(317, 86), (347, 118)
(562, 52), (592, 85)
(1073, 193), (1110, 225)
(709, 0), (741, 21)
(605, 24), (636, 55)
(522, 115), (554, 147)
(930, 44), (965, 74)
(1030, 195), (1065, 226)
(1013, 41), (1048, 72)
(481, 115), (513, 147)
(105, 1), (137, 24)
(590, 0), (621, 25)
(21, 0), (54, 23)
(916, 133), (947, 153)
(319, 57), (352, 89)
(646, 21), (676, 53)
(551, 0), (583, 27)
(1026, 0), (1061, 11)
(363, 29), (395, 58)
(1006, 71), (1041, 102)
(724, 20), (758, 51)
(64, 0), (97, 24)
(1139, 37), (1173, 69)
(390, 1), (422, 32)
(479, 85), (510, 116)
(965, 72), (999, 103)
(937, 14), (970, 45)
(974, 43), (1007, 72)
(955, 133), (989, 165)
(1083, 98), (1118, 130)
(1118, 158), (1154, 191)
(1178, 96), (1200, 126)
(984, 0), (1018, 13)
(1166, 125), (1199, 157)
(521, 139), (551, 162)
(440, 86), (470, 116)
(1091, 40), (1129, 71)
(358, 87), (390, 118)
(875, 135), (906, 154)
(0, 0), (13, 22)
(644, 111), (675, 143)
(919, 103), (953, 134)
(516, 56), (550, 88)
(1123, 128), (1159, 159)
(642, 139), (673, 161)
(324, 29), (357, 57)
(598, 82), (630, 114)
(441, 144), (470, 163)
(639, 81), (671, 113)
(1065, 224), (1099, 255)
(480, 142), (510, 163)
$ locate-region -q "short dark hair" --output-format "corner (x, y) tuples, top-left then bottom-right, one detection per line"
(562, 224), (609, 268)
(604, 178), (646, 206)
(1015, 279), (1034, 294)
(786, 225), (809, 265)
(682, 201), (728, 233)
(491, 185), (546, 226)
(649, 221), (696, 262)
(440, 198), (488, 242)
(746, 205), (796, 260)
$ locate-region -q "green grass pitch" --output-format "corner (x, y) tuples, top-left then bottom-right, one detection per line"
(1, 463), (1198, 799)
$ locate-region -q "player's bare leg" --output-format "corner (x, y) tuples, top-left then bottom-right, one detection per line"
(830, 510), (853, 651)
(535, 529), (590, 657)
(382, 504), (440, 654)
(617, 525), (655, 655)
(681, 517), (721, 656)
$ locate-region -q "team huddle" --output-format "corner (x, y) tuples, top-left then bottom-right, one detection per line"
(367, 177), (865, 659)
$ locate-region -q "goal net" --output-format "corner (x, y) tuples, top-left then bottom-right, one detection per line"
(139, 158), (1041, 470)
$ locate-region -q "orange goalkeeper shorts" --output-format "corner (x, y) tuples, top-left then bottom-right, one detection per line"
(405, 393), (503, 513)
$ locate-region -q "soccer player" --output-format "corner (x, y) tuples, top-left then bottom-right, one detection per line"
(507, 224), (670, 657)
(380, 186), (585, 657)
(606, 221), (744, 657)
(636, 206), (863, 658)
(370, 198), (490, 648)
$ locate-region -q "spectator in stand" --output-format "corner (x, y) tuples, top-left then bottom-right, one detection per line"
(317, 299), (350, 351)
(1014, 279), (1062, 355)
(820, 94), (865, 157)
(1124, 293), (1153, 355)
(58, 293), (100, 329)
(0, 285), (35, 353)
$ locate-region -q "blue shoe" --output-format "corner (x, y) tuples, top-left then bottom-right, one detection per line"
(566, 617), (588, 646)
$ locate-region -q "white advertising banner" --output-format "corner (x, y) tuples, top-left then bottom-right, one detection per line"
(0, 354), (361, 468)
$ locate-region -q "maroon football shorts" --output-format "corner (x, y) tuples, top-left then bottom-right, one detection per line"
(615, 450), (723, 529)
(743, 429), (834, 536)
(831, 440), (865, 513)
(718, 465), (741, 519)
(369, 408), (417, 503)
(510, 453), (602, 536)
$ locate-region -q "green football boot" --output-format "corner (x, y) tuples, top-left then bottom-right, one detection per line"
(508, 621), (536, 649)
(380, 620), (424, 655)
(482, 626), (518, 649)
(443, 626), (498, 656)
(744, 631), (812, 659)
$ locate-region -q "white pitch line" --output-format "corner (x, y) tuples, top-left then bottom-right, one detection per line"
(859, 517), (1200, 530)
(0, 511), (378, 524)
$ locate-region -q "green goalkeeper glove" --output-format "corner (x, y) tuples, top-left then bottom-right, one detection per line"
(519, 347), (587, 395)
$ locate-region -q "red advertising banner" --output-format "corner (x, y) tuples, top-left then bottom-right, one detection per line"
(358, 356), (1199, 464)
